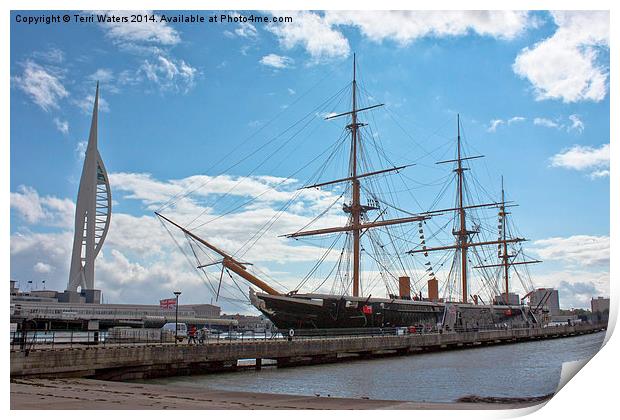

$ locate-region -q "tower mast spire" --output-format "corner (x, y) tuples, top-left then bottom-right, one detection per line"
(66, 82), (111, 303)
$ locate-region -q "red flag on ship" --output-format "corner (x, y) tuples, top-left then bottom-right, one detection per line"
(362, 305), (373, 314)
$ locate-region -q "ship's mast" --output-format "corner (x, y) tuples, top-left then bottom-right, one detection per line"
(500, 177), (510, 302)
(285, 54), (430, 298)
(471, 179), (541, 304)
(408, 115), (529, 304)
(351, 54), (362, 297)
(456, 115), (469, 303)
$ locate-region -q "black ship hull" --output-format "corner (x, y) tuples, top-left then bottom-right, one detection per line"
(250, 290), (538, 330)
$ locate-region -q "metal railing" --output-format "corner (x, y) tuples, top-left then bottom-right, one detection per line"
(10, 321), (606, 352)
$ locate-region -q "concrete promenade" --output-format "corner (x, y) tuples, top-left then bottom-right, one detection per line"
(10, 323), (605, 380)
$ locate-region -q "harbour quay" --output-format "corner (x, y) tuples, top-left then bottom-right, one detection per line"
(11, 322), (605, 381)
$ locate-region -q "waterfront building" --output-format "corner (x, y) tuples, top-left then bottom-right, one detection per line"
(591, 296), (610, 322)
(529, 288), (560, 315)
(10, 282), (227, 330)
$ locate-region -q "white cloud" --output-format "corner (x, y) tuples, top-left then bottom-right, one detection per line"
(225, 13), (258, 39)
(74, 93), (110, 114)
(10, 180), (610, 311)
(265, 11), (534, 64)
(89, 68), (115, 84)
(93, 11), (198, 95)
(33, 47), (65, 64)
(34, 262), (54, 274)
(259, 54), (294, 69)
(287, 88), (296, 95)
(140, 55), (197, 93)
(10, 178), (348, 309)
(11, 231), (73, 292)
(10, 185), (75, 228)
(513, 11), (609, 103)
(75, 141), (88, 160)
(487, 116), (526, 132)
(267, 11), (350, 62)
(549, 144), (609, 178)
(568, 114), (585, 133)
(97, 10), (180, 46)
(532, 270), (609, 309)
(589, 169), (610, 179)
(533, 117), (561, 129)
(487, 119), (504, 132)
(325, 11), (532, 44)
(534, 115), (585, 133)
(508, 116), (526, 124)
(53, 118), (69, 135)
(109, 172), (338, 211)
(532, 235), (609, 266)
(12, 60), (68, 111)
(10, 186), (45, 224)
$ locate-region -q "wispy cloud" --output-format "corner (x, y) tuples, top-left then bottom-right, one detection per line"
(223, 13), (258, 39)
(508, 116), (526, 124)
(139, 55), (198, 93)
(259, 53), (294, 69)
(73, 93), (110, 114)
(53, 118), (69, 135)
(549, 143), (609, 178)
(487, 119), (504, 132)
(32, 47), (65, 64)
(486, 116), (525, 132)
(93, 11), (198, 95)
(74, 141), (88, 160)
(12, 60), (68, 111)
(10, 185), (75, 228)
(533, 117), (561, 129)
(325, 10), (533, 44)
(568, 114), (585, 133)
(533, 235), (609, 266)
(97, 10), (180, 46)
(533, 114), (585, 133)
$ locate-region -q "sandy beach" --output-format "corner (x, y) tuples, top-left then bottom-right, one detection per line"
(10, 378), (547, 410)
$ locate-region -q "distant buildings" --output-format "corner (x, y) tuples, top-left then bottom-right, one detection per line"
(10, 280), (228, 330)
(528, 288), (560, 315)
(494, 292), (520, 305)
(591, 297), (610, 322)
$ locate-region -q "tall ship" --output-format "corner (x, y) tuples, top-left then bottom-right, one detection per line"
(157, 56), (546, 331)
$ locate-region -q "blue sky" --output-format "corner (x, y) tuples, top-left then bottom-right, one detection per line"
(10, 10), (609, 311)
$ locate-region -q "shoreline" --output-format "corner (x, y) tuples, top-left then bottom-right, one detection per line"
(10, 378), (550, 410)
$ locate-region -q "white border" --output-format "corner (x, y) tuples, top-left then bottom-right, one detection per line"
(3, 1), (616, 419)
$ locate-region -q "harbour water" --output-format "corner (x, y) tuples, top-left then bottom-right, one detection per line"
(143, 331), (606, 402)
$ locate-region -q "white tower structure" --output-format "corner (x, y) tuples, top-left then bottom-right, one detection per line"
(64, 83), (111, 303)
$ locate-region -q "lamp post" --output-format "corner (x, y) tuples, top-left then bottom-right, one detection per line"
(174, 291), (182, 342)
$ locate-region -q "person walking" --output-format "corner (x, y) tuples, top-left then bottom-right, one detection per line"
(188, 325), (197, 344)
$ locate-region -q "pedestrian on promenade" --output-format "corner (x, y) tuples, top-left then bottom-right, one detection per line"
(188, 325), (197, 344)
